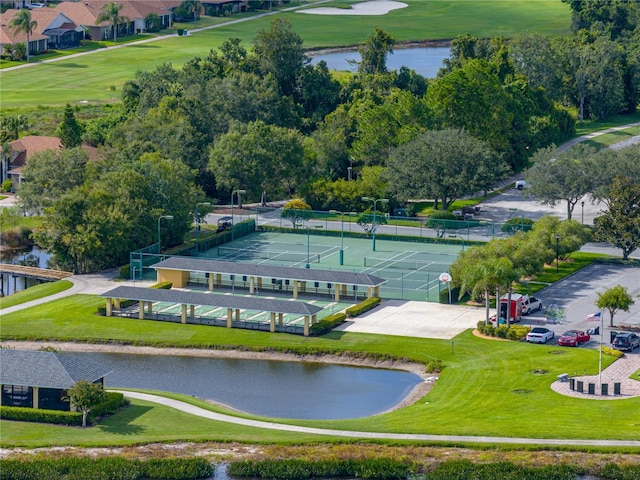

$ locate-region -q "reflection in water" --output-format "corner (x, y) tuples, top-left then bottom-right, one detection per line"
(84, 352), (422, 420)
(0, 246), (53, 296)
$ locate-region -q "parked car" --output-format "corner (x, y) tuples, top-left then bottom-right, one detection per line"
(612, 332), (640, 352)
(558, 330), (590, 347)
(521, 296), (543, 315)
(515, 180), (528, 190)
(526, 327), (554, 344)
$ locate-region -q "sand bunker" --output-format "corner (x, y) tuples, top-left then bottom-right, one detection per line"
(298, 0), (408, 16)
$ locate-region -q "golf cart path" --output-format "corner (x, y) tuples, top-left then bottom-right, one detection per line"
(113, 390), (640, 447)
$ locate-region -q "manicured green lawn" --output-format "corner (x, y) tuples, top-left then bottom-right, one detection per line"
(582, 126), (640, 150)
(0, 0), (571, 108)
(574, 110), (640, 136)
(1, 291), (638, 445)
(0, 280), (73, 310)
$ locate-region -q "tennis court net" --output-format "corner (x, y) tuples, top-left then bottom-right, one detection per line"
(364, 257), (450, 271)
(218, 246), (320, 263)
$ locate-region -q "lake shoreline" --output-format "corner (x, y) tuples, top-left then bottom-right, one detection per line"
(305, 39), (452, 56)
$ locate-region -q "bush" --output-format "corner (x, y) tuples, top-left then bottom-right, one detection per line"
(501, 217), (534, 233)
(345, 297), (380, 317)
(281, 199), (312, 228)
(310, 312), (346, 336)
(120, 263), (130, 279)
(88, 392), (129, 421)
(151, 281), (172, 290)
(439, 286), (460, 304)
(1, 179), (12, 192)
(506, 325), (530, 341)
(601, 345), (625, 358)
(177, 28), (184, 36)
(425, 359), (443, 373)
(0, 406), (82, 426)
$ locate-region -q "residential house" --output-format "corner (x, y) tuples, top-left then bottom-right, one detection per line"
(2, 135), (61, 189)
(0, 349), (112, 411)
(0, 7), (83, 55)
(203, 0), (248, 16)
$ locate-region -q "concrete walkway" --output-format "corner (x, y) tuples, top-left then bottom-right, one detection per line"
(114, 390), (640, 447)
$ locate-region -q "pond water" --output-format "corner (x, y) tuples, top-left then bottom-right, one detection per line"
(0, 245), (52, 296)
(308, 46), (450, 78)
(88, 352), (422, 420)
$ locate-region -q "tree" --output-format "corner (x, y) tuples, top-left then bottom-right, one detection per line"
(209, 120), (305, 206)
(590, 145), (640, 203)
(525, 144), (597, 220)
(56, 104), (84, 148)
(252, 18), (306, 98)
(67, 380), (105, 427)
(596, 285), (635, 327)
(0, 114), (29, 143)
(96, 2), (127, 45)
(9, 8), (37, 61)
(358, 27), (395, 75)
(281, 198), (312, 229)
(145, 12), (161, 32)
(183, 0), (201, 28)
(386, 129), (507, 210)
(593, 176), (640, 260)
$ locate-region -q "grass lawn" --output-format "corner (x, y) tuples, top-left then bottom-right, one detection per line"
(1, 288), (639, 446)
(0, 280), (73, 310)
(582, 126), (640, 150)
(0, 0), (571, 108)
(574, 110), (640, 137)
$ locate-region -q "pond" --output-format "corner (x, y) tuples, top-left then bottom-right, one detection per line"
(308, 46), (451, 78)
(86, 352), (422, 420)
(0, 245), (52, 296)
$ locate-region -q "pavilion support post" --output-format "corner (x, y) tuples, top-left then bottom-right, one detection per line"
(334, 284), (340, 302)
(114, 298), (121, 309)
(106, 299), (112, 317)
(181, 304), (187, 324)
(227, 308), (233, 328)
(257, 277), (263, 289)
(293, 280), (298, 299)
(374, 286), (380, 297)
(270, 312), (276, 332)
(216, 273), (221, 286)
(249, 276), (255, 294)
(208, 273), (214, 291)
(301, 281), (306, 293)
(235, 308), (240, 320)
(32, 386), (39, 409)
(139, 301), (145, 320)
(147, 301), (152, 313)
(312, 314), (317, 325)
(304, 316), (309, 337)
(190, 305), (195, 316)
(278, 312), (283, 325)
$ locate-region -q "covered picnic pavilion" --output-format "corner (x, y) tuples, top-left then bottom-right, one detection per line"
(152, 257), (386, 302)
(101, 286), (324, 336)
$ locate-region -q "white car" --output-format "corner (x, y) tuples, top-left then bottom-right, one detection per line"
(521, 296), (543, 315)
(515, 180), (528, 190)
(526, 327), (554, 344)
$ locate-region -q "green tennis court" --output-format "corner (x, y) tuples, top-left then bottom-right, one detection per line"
(198, 231), (462, 301)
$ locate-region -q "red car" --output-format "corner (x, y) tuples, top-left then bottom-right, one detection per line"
(558, 330), (591, 347)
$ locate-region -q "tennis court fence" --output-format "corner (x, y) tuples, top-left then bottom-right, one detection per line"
(218, 246), (320, 263)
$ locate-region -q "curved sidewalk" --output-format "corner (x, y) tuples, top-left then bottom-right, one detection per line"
(114, 390), (640, 447)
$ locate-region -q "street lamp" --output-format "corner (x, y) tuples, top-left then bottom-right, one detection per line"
(555, 233), (560, 273)
(509, 207), (525, 232)
(581, 200), (585, 225)
(157, 215), (174, 253)
(230, 189), (246, 241)
(195, 202), (211, 253)
(329, 209), (357, 265)
(448, 234), (465, 251)
(362, 197), (388, 252)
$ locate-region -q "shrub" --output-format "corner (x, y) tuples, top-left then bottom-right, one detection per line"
(0, 406), (82, 425)
(345, 297), (380, 317)
(120, 263), (130, 279)
(1, 179), (12, 192)
(144, 458), (213, 479)
(88, 392), (129, 421)
(506, 325), (530, 341)
(310, 312), (347, 336)
(177, 28), (184, 36)
(501, 217), (534, 233)
(151, 281), (172, 290)
(281, 199), (312, 229)
(425, 359), (443, 373)
(601, 345), (625, 358)
(439, 286), (460, 304)
(495, 325), (509, 338)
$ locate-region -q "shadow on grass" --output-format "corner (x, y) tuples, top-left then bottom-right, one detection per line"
(51, 63), (89, 68)
(96, 405), (151, 435)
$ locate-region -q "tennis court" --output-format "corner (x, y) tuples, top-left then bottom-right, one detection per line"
(198, 231), (462, 302)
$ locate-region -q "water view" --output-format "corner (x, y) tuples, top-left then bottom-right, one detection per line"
(308, 46), (451, 78)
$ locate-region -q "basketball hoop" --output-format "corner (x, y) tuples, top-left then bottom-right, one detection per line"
(439, 272), (452, 283)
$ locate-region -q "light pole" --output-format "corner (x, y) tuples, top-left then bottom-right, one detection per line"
(330, 210), (357, 265)
(362, 197), (388, 252)
(157, 215), (174, 253)
(555, 233), (560, 273)
(230, 189), (246, 241)
(448, 234), (465, 251)
(195, 202), (211, 253)
(581, 200), (585, 225)
(509, 207), (525, 232)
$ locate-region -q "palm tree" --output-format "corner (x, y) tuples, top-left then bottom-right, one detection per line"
(96, 2), (127, 45)
(9, 8), (37, 61)
(183, 0), (201, 28)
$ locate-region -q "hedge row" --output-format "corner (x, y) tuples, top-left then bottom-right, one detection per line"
(601, 345), (625, 358)
(0, 392), (128, 426)
(477, 322), (530, 341)
(229, 458), (414, 480)
(0, 457), (213, 480)
(0, 406), (81, 426)
(309, 312), (346, 336)
(345, 297), (381, 318)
